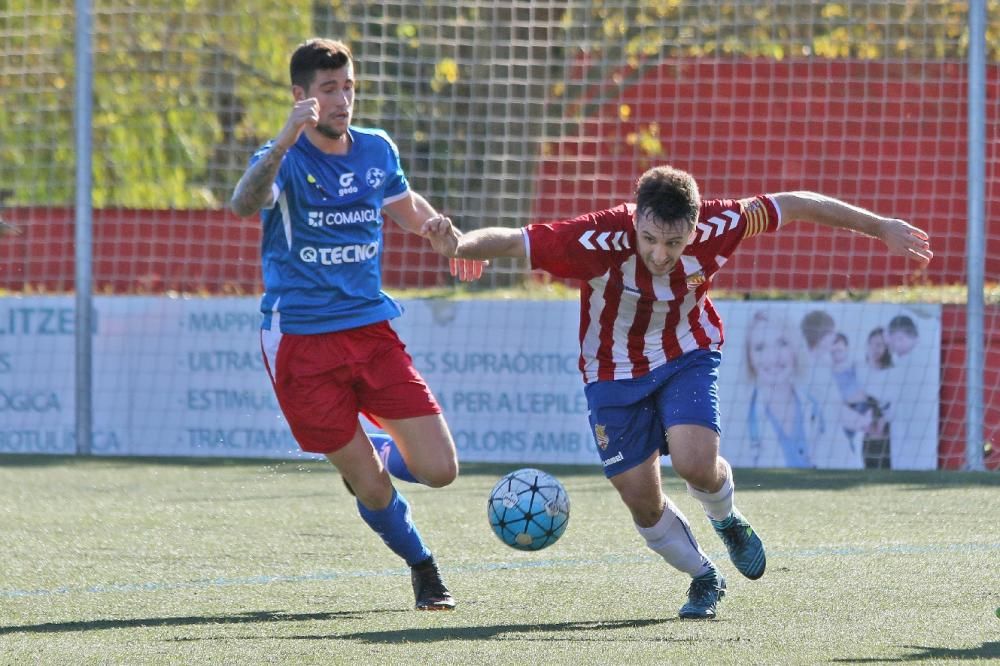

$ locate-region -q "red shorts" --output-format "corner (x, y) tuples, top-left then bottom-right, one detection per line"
(260, 321), (441, 454)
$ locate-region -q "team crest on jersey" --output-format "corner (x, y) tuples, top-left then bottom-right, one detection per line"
(686, 271), (706, 290)
(366, 167), (386, 189)
(594, 424), (609, 450)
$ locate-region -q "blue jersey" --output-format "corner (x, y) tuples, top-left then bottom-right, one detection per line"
(252, 127), (410, 334)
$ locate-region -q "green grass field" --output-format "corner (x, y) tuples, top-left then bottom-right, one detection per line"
(1, 456), (997, 665)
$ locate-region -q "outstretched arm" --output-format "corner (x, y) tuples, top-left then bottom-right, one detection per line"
(421, 218), (527, 260)
(772, 191), (933, 266)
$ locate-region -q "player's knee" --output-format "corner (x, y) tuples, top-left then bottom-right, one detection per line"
(420, 458), (458, 488)
(670, 455), (717, 490)
(615, 487), (661, 527)
(351, 475), (395, 510)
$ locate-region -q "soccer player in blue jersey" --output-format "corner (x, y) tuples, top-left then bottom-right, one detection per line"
(229, 38), (481, 610)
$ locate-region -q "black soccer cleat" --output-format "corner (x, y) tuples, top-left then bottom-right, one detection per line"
(410, 555), (456, 611)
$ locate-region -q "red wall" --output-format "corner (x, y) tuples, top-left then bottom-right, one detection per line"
(532, 59), (999, 291)
(0, 207), (454, 294)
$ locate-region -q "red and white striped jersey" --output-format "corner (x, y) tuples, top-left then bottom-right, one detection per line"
(524, 195), (781, 383)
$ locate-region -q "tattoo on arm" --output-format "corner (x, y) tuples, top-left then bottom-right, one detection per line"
(229, 145), (287, 217)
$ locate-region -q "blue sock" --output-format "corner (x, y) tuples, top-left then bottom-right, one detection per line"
(370, 433), (418, 484)
(356, 489), (431, 567)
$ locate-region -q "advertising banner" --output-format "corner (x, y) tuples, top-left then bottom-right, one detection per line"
(0, 297), (940, 469)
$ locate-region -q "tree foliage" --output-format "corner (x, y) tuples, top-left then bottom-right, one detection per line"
(0, 0), (995, 209)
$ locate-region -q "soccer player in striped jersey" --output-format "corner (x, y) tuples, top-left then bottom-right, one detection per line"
(230, 38), (483, 611)
(422, 165), (933, 619)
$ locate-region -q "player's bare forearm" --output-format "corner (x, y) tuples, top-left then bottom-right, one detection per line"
(773, 191), (933, 266)
(229, 145), (288, 218)
(384, 191), (440, 234)
(453, 227), (526, 260)
(421, 220), (524, 260)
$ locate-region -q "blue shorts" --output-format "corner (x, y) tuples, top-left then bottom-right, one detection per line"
(584, 349), (722, 478)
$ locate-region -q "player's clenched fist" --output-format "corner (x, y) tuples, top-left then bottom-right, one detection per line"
(275, 98), (320, 150)
(420, 214), (460, 257)
(420, 215), (487, 281)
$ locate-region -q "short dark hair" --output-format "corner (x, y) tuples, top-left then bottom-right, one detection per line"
(888, 314), (918, 337)
(634, 165), (700, 230)
(290, 38), (353, 89)
(800, 309), (836, 349)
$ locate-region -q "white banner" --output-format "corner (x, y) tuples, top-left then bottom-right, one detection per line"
(715, 302), (941, 471)
(0, 297), (940, 469)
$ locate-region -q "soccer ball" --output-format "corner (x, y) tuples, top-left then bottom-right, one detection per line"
(487, 468), (570, 551)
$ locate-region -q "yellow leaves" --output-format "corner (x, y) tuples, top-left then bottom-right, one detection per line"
(396, 23), (420, 49)
(431, 57), (459, 93)
(813, 27), (852, 58)
(626, 123), (663, 157)
(814, 25), (884, 59)
(821, 4), (848, 19)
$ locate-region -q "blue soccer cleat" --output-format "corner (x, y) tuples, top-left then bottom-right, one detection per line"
(678, 568), (726, 619)
(711, 509), (766, 580)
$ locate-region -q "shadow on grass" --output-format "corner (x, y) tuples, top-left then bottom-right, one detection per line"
(287, 617), (675, 643)
(832, 641), (1000, 662)
(0, 609), (405, 635)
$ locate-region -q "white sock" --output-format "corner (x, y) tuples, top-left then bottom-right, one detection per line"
(686, 458), (734, 521)
(636, 497), (713, 577)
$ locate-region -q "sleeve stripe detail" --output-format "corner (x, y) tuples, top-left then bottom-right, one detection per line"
(382, 188), (410, 206)
(741, 200), (767, 238)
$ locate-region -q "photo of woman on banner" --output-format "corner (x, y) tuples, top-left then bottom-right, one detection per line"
(738, 310), (859, 469)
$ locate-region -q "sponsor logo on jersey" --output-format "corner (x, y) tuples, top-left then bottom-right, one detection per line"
(299, 242), (379, 266)
(366, 167), (386, 189)
(306, 207), (378, 228)
(338, 172), (359, 196)
(594, 423), (609, 450)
